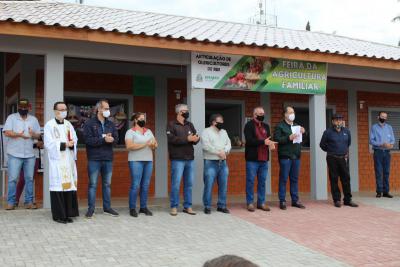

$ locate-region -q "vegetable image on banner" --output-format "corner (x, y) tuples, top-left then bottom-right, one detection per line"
(192, 52), (327, 95)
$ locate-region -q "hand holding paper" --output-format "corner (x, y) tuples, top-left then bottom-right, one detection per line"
(291, 125), (302, 144)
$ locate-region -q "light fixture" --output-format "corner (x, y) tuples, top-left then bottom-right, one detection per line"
(359, 100), (365, 110)
(174, 90), (181, 100)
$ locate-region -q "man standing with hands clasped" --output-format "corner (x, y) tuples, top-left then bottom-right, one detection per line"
(83, 99), (119, 218)
(244, 106), (277, 212)
(167, 104), (200, 216)
(370, 111), (395, 198)
(3, 99), (41, 210)
(274, 106), (306, 210)
(201, 114), (231, 214)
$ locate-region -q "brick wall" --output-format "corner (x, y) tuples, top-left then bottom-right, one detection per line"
(357, 91), (400, 192)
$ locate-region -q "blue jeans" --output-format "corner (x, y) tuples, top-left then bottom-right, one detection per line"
(246, 161), (268, 205)
(373, 150), (391, 193)
(278, 159), (300, 203)
(128, 161), (153, 209)
(203, 160), (229, 209)
(7, 155), (35, 205)
(88, 160), (113, 211)
(170, 160), (194, 209)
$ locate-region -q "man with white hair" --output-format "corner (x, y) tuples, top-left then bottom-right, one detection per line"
(244, 106), (276, 212)
(166, 103), (200, 216)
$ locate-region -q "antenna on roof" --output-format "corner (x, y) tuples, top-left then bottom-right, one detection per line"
(248, 0), (277, 27)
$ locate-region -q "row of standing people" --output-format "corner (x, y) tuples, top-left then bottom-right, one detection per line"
(3, 99), (395, 223)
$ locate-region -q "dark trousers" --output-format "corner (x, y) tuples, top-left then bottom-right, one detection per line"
(326, 155), (352, 203)
(373, 149), (391, 194)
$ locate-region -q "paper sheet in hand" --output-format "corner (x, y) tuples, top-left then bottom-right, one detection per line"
(291, 125), (302, 144)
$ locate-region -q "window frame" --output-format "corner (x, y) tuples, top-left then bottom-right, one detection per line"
(205, 98), (246, 150)
(64, 91), (134, 150)
(283, 101), (336, 151)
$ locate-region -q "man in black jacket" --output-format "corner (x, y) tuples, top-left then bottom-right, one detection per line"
(274, 106), (306, 210)
(244, 106), (276, 212)
(320, 113), (358, 208)
(167, 104), (200, 216)
(83, 99), (119, 218)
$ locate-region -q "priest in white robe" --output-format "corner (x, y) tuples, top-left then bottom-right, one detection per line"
(44, 101), (79, 224)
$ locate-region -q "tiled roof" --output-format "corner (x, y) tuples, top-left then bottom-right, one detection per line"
(1, 0), (400, 60)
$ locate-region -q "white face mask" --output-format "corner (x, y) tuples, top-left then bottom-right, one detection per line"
(59, 111), (67, 119)
(288, 113), (295, 122)
(102, 110), (111, 118)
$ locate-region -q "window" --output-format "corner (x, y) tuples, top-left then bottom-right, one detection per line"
(205, 100), (244, 148)
(369, 108), (400, 150)
(65, 96), (129, 146)
(288, 105), (335, 149)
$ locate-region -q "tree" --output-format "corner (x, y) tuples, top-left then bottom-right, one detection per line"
(306, 21), (311, 31)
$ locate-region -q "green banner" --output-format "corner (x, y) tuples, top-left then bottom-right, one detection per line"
(192, 53), (327, 95)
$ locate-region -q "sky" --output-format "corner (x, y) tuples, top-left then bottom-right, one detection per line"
(61, 0), (400, 46)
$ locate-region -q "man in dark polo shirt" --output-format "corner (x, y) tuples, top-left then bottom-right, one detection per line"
(244, 106), (276, 212)
(320, 113), (358, 208)
(167, 104), (200, 216)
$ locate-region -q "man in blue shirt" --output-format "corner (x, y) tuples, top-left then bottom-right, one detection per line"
(3, 99), (41, 210)
(83, 99), (119, 218)
(320, 114), (358, 208)
(369, 111), (395, 198)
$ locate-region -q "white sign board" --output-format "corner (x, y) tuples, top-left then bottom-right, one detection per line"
(191, 52), (242, 89)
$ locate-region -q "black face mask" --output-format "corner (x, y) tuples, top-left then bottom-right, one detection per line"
(379, 118), (386, 124)
(137, 120), (146, 128)
(182, 112), (190, 120)
(215, 122), (224, 130)
(18, 109), (28, 116)
(256, 115), (265, 122)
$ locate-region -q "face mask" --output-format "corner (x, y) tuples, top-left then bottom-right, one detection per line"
(256, 115), (264, 122)
(182, 112), (189, 119)
(335, 124), (341, 129)
(379, 118), (386, 124)
(102, 110), (111, 118)
(288, 114), (295, 122)
(215, 122), (224, 130)
(137, 120), (146, 128)
(18, 109), (28, 116)
(59, 111), (67, 119)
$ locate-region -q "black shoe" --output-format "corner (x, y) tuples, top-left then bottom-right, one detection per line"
(104, 208), (119, 217)
(139, 208), (153, 216)
(334, 201), (341, 208)
(65, 218), (73, 223)
(383, 193), (393, 198)
(85, 209), (94, 219)
(280, 202), (287, 210)
(344, 201), (358, 207)
(217, 207), (230, 214)
(204, 208), (211, 214)
(376, 192), (382, 198)
(292, 202), (306, 209)
(130, 209), (138, 217)
(54, 219), (67, 224)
